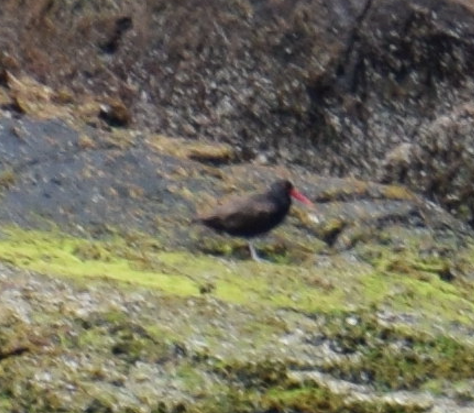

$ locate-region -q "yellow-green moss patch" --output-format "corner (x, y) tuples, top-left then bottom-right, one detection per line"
(0, 227), (474, 330)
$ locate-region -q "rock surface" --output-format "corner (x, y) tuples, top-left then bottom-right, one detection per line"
(0, 103), (472, 413)
(2, 0), (474, 221)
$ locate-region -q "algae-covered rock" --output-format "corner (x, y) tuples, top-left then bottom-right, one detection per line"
(1, 221), (474, 412)
(0, 1), (473, 411)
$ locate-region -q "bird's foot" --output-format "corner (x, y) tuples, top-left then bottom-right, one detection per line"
(248, 242), (265, 263)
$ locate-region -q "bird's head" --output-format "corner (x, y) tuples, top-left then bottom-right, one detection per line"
(272, 180), (312, 205)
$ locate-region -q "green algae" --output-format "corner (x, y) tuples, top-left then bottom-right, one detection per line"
(1, 228), (474, 413)
(190, 379), (429, 413)
(261, 385), (428, 413)
(0, 227), (474, 329)
(0, 228), (199, 296)
(318, 311), (474, 392)
(0, 397), (12, 411)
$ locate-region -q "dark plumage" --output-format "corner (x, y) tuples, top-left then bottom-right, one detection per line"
(197, 180), (312, 260)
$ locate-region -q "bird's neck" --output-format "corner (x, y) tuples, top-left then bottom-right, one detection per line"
(268, 191), (291, 208)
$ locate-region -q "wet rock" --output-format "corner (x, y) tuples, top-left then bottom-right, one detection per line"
(381, 103), (474, 226)
(2, 0), (474, 229)
(379, 143), (422, 184)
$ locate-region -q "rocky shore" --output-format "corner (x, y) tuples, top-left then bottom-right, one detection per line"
(1, 1), (474, 412)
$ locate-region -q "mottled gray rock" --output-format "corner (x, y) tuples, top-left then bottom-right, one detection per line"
(3, 0), (474, 225)
(381, 103), (474, 224)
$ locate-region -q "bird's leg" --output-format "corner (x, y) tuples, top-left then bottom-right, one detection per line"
(248, 241), (262, 262)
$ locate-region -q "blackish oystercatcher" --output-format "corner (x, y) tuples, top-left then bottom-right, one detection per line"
(197, 180), (312, 261)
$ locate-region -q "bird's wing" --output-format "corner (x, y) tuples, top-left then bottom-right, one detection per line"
(213, 197), (276, 232)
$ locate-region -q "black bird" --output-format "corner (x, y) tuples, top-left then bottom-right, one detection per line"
(197, 180), (312, 261)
